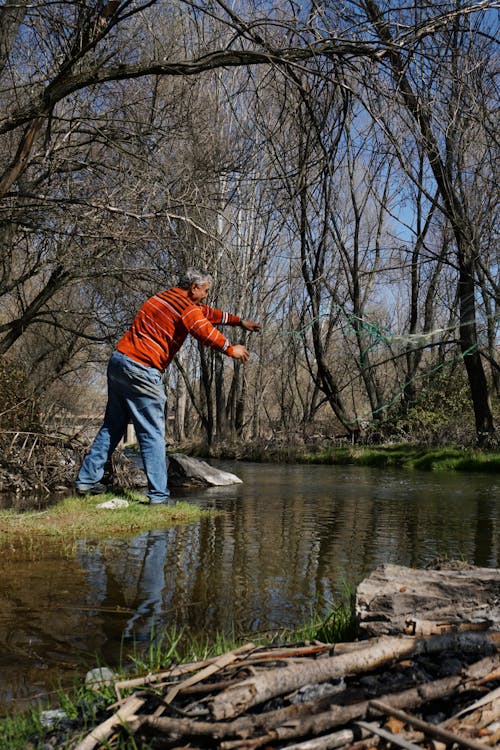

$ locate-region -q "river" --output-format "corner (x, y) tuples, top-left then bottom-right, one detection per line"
(0, 461), (498, 711)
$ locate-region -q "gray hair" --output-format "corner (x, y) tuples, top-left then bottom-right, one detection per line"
(178, 268), (213, 289)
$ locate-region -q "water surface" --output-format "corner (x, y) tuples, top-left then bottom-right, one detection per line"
(0, 461), (498, 710)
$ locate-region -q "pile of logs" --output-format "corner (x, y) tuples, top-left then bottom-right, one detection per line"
(73, 564), (500, 750)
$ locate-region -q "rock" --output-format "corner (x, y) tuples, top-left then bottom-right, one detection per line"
(85, 666), (116, 688)
(167, 453), (243, 486)
(356, 562), (500, 637)
(39, 709), (68, 728)
(117, 449), (244, 488)
(96, 498), (129, 509)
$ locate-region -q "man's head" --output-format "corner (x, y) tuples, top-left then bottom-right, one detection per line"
(178, 268), (213, 303)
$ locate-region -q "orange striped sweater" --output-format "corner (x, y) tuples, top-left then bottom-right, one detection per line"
(116, 287), (241, 371)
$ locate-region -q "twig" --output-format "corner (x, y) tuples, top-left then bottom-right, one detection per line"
(369, 699), (491, 750)
(356, 720), (422, 750)
(446, 686), (500, 721)
(161, 643), (256, 708)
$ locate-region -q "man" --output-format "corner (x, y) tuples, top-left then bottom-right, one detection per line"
(75, 268), (260, 504)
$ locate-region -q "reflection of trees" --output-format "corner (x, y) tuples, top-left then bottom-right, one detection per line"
(72, 471), (499, 650)
(473, 491), (499, 568)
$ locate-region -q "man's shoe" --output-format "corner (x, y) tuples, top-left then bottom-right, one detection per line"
(149, 496), (174, 506)
(75, 482), (108, 496)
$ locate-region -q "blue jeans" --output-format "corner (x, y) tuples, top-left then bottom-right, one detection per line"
(76, 351), (169, 502)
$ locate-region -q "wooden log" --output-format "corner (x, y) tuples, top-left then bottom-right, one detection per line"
(168, 453), (243, 486)
(210, 631), (499, 720)
(356, 563), (500, 637)
(267, 676), (463, 745)
(258, 655), (499, 747)
(132, 694), (335, 740)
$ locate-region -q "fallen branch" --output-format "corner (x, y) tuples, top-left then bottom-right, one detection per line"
(356, 720), (422, 750)
(162, 643), (256, 705)
(114, 644), (255, 700)
(74, 694), (145, 750)
(275, 725), (372, 750)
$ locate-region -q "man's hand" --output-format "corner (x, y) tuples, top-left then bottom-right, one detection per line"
(240, 319), (261, 332)
(231, 344), (250, 362)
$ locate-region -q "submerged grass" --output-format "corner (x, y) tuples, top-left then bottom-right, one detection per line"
(0, 491), (210, 552)
(0, 597), (356, 749)
(300, 445), (500, 472)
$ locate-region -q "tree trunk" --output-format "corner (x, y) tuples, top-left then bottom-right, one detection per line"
(458, 248), (495, 443)
(199, 347), (214, 445)
(214, 354), (227, 440)
(174, 350), (187, 443)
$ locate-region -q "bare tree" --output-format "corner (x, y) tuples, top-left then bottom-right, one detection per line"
(358, 0), (497, 442)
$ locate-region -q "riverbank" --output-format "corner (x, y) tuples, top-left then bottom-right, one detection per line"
(2, 563), (498, 750)
(0, 436), (498, 501)
(200, 442), (500, 473)
(301, 445), (500, 472)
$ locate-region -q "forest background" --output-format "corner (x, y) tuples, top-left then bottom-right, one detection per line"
(0, 0), (498, 489)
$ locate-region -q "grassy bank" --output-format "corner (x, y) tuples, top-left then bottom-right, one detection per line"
(0, 599), (356, 750)
(0, 492), (210, 552)
(300, 445), (500, 472)
(206, 442), (500, 473)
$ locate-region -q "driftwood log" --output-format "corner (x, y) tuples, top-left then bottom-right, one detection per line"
(356, 562), (500, 637)
(110, 449), (243, 489)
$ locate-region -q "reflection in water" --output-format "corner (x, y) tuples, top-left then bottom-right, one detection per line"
(0, 462), (498, 709)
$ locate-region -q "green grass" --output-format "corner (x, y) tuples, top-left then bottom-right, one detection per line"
(299, 445), (500, 472)
(0, 491), (211, 553)
(278, 586), (357, 646)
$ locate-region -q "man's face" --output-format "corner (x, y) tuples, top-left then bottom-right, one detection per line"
(189, 281), (210, 303)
